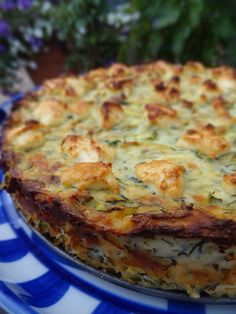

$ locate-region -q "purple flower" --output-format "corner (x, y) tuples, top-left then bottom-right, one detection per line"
(28, 35), (43, 50)
(0, 0), (15, 10)
(0, 43), (6, 53)
(17, 0), (33, 10)
(0, 21), (10, 38)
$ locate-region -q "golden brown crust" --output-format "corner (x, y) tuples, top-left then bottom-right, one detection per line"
(100, 101), (124, 129)
(222, 172), (236, 195)
(0, 139), (231, 242)
(60, 162), (119, 192)
(135, 160), (184, 198)
(176, 125), (230, 159)
(3, 172), (236, 245)
(6, 182), (236, 298)
(145, 103), (178, 126)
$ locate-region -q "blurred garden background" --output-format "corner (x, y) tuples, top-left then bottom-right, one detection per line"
(1, 0), (236, 96)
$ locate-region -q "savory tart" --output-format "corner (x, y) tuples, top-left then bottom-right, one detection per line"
(2, 61), (236, 298)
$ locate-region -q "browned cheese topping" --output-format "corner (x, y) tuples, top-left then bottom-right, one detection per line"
(2, 61), (236, 235)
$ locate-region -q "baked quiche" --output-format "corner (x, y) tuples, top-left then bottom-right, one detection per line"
(2, 61), (236, 298)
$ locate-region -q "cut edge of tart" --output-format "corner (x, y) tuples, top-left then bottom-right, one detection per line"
(2, 60), (236, 298)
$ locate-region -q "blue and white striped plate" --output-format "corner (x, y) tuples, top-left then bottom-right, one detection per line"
(0, 95), (236, 314)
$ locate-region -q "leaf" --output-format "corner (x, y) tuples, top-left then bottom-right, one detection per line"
(153, 1), (182, 29)
(172, 0), (204, 57)
(147, 32), (163, 57)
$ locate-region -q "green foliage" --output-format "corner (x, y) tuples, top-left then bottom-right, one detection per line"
(1, 0), (236, 92)
(0, 0), (53, 92)
(50, 0), (121, 71)
(118, 0), (236, 66)
(47, 0), (236, 71)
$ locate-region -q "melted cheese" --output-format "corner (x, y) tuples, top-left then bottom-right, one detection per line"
(222, 172), (236, 195)
(177, 126), (230, 159)
(135, 160), (184, 198)
(60, 162), (119, 192)
(33, 100), (67, 126)
(69, 100), (90, 118)
(61, 135), (114, 162)
(145, 103), (178, 126)
(100, 101), (124, 129)
(5, 122), (44, 148)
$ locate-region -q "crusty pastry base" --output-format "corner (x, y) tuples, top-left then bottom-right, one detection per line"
(10, 189), (236, 299)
